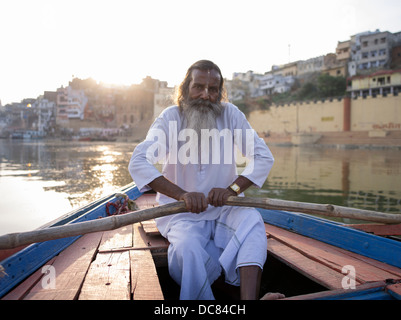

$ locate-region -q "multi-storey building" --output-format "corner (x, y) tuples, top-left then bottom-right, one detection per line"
(114, 77), (156, 129)
(391, 45), (401, 69)
(359, 31), (393, 70)
(227, 71), (265, 100)
(32, 94), (56, 133)
(271, 62), (298, 77)
(336, 40), (351, 62)
(347, 69), (401, 97)
(323, 53), (348, 77)
(153, 81), (174, 118)
(297, 56), (324, 77)
(258, 73), (295, 95)
(56, 86), (88, 125)
(347, 30), (397, 76)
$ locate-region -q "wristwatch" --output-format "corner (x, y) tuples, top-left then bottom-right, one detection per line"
(228, 183), (241, 195)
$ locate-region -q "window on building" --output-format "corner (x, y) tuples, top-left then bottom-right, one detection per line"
(362, 52), (369, 59)
(378, 77), (385, 85)
(381, 37), (386, 43)
(362, 41), (368, 47)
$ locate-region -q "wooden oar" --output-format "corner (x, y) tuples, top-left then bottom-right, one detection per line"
(0, 197), (400, 250)
(227, 197), (401, 224)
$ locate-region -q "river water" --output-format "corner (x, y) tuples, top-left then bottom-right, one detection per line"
(0, 139), (400, 236)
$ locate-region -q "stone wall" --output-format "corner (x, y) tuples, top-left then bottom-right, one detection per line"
(248, 94), (401, 136)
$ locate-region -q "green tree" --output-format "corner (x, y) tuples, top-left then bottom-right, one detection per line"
(297, 82), (318, 100)
(316, 74), (346, 98)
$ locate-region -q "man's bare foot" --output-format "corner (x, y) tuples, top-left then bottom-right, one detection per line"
(260, 292), (285, 300)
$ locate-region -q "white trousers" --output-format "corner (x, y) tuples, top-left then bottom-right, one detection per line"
(164, 206), (267, 300)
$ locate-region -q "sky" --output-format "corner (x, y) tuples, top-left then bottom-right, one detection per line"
(1, 0), (401, 105)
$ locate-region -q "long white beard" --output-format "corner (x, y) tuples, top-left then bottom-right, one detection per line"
(181, 99), (224, 162)
(183, 99), (223, 137)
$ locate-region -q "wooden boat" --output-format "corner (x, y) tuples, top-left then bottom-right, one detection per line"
(1, 183), (401, 300)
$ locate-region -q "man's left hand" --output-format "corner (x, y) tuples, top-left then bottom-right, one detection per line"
(207, 188), (236, 207)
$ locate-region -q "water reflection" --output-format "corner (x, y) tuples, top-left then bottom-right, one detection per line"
(0, 140), (134, 235)
(248, 146), (401, 215)
(0, 140), (400, 235)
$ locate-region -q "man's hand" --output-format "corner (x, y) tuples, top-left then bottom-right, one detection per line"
(207, 188), (236, 207)
(179, 192), (208, 214)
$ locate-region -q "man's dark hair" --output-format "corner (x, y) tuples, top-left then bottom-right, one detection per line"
(175, 60), (228, 108)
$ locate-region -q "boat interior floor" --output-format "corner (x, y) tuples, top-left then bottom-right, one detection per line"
(2, 193), (401, 300)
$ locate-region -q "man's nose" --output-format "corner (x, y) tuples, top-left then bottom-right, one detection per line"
(200, 88), (209, 100)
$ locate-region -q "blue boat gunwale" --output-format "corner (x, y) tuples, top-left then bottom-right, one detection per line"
(1, 183), (400, 299)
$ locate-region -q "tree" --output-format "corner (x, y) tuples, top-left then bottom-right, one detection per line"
(297, 82), (318, 100)
(316, 74), (346, 98)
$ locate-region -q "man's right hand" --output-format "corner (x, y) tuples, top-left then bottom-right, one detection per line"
(148, 177), (208, 214)
(179, 192), (208, 214)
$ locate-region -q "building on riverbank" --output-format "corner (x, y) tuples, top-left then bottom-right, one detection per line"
(248, 93), (401, 149)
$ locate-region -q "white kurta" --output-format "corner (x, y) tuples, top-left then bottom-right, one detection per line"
(128, 103), (274, 299)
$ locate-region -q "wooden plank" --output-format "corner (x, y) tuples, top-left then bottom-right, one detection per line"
(78, 226), (133, 300)
(265, 224), (398, 284)
(137, 195), (160, 236)
(130, 250), (164, 300)
(326, 243), (401, 279)
(135, 193), (158, 210)
(141, 220), (161, 236)
(267, 238), (354, 289)
(345, 223), (401, 236)
(133, 222), (169, 268)
(99, 225), (133, 251)
(79, 251), (131, 300)
(22, 232), (103, 300)
(130, 219), (165, 299)
(133, 223), (169, 250)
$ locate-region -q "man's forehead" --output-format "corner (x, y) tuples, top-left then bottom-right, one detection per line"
(190, 69), (221, 84)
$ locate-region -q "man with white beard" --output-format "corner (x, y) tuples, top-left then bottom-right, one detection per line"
(129, 60), (283, 300)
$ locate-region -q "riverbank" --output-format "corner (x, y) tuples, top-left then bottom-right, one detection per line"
(264, 130), (401, 149)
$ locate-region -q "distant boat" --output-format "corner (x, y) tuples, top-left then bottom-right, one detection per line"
(10, 130), (44, 140)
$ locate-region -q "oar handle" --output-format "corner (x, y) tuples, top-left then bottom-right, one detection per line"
(0, 201), (187, 250)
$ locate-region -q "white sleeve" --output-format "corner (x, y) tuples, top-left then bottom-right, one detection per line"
(128, 110), (173, 192)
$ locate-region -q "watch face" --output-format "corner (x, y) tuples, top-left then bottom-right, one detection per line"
(231, 184), (240, 192)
